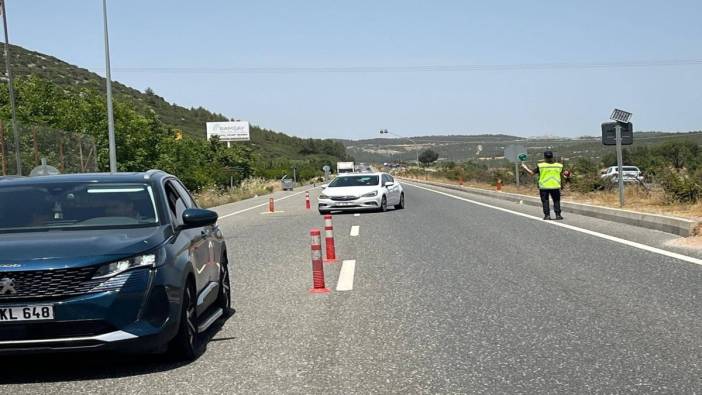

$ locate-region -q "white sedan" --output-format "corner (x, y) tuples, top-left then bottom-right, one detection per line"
(318, 173), (405, 214)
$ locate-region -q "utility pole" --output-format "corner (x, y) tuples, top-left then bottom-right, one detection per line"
(102, 0), (117, 172)
(615, 123), (625, 207)
(1, 0), (21, 175)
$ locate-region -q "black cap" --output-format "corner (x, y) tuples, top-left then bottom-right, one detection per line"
(544, 151), (554, 158)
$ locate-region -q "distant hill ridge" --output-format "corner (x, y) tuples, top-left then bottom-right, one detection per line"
(4, 43), (349, 164)
(341, 131), (702, 163)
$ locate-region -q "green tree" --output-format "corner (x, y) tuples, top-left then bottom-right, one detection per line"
(653, 140), (700, 170)
(418, 149), (439, 165)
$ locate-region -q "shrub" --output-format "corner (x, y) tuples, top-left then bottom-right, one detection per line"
(570, 173), (608, 193)
(570, 157), (608, 193)
(656, 166), (702, 203)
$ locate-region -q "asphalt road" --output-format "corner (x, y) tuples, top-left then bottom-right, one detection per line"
(1, 183), (700, 393)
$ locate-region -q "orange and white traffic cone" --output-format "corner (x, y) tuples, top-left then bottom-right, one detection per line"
(309, 229), (330, 293)
(323, 214), (337, 263)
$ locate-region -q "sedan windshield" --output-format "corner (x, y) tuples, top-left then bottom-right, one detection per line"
(0, 182), (159, 232)
(328, 175), (380, 187)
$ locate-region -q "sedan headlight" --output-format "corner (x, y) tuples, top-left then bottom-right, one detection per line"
(319, 194), (330, 199)
(361, 191), (378, 197)
(93, 253), (157, 279)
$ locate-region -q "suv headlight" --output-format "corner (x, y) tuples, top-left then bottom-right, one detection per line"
(319, 194), (330, 199)
(93, 253), (157, 279)
(362, 191), (378, 197)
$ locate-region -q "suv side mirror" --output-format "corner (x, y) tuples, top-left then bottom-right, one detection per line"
(180, 208), (218, 230)
(384, 181), (394, 187)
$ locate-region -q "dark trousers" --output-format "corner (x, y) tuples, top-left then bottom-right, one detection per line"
(539, 189), (561, 216)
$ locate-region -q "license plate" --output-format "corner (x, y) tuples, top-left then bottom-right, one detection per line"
(0, 305), (54, 322)
(336, 202), (354, 206)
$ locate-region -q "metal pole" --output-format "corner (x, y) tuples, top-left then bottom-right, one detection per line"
(615, 123), (624, 207)
(515, 162), (520, 187)
(102, 0), (117, 173)
(0, 119), (6, 175)
(1, 0), (21, 175)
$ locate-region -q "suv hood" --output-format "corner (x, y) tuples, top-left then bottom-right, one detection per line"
(323, 186), (379, 197)
(0, 226), (169, 270)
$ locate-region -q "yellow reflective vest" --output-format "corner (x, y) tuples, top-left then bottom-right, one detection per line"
(537, 162), (563, 189)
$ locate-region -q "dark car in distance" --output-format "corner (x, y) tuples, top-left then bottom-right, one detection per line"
(0, 170), (231, 360)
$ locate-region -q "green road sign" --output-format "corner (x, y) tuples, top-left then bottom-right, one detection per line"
(517, 153), (528, 161)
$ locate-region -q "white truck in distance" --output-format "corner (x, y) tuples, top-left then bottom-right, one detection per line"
(337, 162), (355, 174)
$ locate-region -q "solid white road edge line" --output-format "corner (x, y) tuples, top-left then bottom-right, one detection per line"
(219, 187), (317, 219)
(350, 225), (360, 237)
(336, 260), (356, 291)
(406, 183), (702, 267)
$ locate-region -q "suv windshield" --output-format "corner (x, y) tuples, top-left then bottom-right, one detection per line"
(328, 175), (379, 187)
(0, 182), (159, 232)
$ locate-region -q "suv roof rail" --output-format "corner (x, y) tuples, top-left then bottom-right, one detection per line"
(144, 169), (167, 180)
(0, 175), (26, 181)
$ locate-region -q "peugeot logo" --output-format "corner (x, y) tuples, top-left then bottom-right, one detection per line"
(0, 278), (17, 295)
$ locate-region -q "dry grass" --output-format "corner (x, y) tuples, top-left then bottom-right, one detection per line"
(564, 188), (702, 219)
(401, 174), (702, 220)
(194, 178), (280, 208)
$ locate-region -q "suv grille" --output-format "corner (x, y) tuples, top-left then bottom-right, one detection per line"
(0, 267), (97, 301)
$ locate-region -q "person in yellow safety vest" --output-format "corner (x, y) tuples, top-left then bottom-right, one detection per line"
(521, 151), (564, 220)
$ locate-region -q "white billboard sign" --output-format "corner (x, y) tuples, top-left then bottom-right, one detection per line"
(206, 121), (250, 142)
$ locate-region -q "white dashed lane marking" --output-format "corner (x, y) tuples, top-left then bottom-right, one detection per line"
(336, 260), (356, 291)
(350, 226), (360, 237)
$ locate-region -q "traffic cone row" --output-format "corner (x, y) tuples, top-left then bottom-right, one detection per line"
(308, 213), (339, 293)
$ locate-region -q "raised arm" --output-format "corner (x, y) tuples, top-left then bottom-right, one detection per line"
(521, 163), (535, 175)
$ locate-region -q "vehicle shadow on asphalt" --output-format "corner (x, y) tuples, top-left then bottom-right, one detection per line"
(0, 314), (234, 385)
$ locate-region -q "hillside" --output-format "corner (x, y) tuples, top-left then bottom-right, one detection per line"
(342, 131), (702, 164)
(4, 44), (349, 165)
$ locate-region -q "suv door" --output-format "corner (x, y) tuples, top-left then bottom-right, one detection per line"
(172, 180), (220, 286)
(164, 180), (213, 312)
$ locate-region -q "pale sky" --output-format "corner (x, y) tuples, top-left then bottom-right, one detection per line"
(6, 0), (702, 139)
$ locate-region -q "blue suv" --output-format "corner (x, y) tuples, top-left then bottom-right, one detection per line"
(0, 170), (231, 359)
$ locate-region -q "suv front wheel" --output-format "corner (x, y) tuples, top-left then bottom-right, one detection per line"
(218, 259), (232, 315)
(170, 280), (203, 360)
